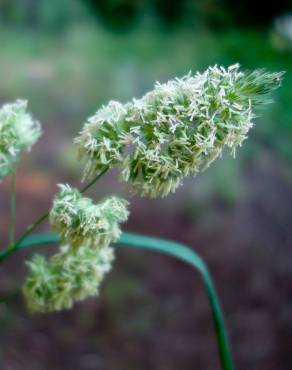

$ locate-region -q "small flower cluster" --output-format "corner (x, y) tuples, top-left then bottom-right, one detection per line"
(49, 184), (129, 248)
(21, 64), (283, 313)
(23, 186), (129, 312)
(23, 244), (114, 313)
(0, 100), (41, 180)
(75, 64), (283, 197)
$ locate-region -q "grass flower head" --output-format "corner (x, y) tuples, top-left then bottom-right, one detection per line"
(0, 100), (41, 180)
(23, 244), (114, 313)
(76, 64), (283, 197)
(49, 184), (129, 248)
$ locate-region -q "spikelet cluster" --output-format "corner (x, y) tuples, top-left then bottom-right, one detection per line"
(75, 64), (283, 197)
(49, 184), (129, 248)
(23, 186), (129, 313)
(23, 245), (114, 313)
(0, 100), (41, 180)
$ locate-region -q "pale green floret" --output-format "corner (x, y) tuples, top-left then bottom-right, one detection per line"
(24, 188), (129, 313)
(75, 64), (283, 197)
(49, 184), (129, 248)
(75, 101), (130, 180)
(23, 244), (114, 313)
(0, 100), (41, 180)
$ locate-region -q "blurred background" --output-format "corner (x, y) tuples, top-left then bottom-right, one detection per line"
(0, 1), (292, 369)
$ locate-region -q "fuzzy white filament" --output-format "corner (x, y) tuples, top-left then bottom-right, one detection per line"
(23, 244), (114, 313)
(76, 64), (283, 197)
(23, 186), (129, 313)
(49, 184), (129, 248)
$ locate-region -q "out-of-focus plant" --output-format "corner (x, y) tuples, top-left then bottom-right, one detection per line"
(0, 100), (41, 180)
(0, 64), (283, 370)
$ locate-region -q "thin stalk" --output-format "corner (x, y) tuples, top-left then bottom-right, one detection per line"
(14, 211), (50, 253)
(9, 170), (17, 244)
(1, 167), (109, 262)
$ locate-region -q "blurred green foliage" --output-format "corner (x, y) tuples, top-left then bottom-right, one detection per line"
(0, 25), (290, 156)
(1, 0), (291, 31)
(0, 0), (291, 206)
(0, 0), (86, 31)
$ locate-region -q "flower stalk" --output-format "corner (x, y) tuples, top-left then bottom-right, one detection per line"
(9, 170), (17, 244)
(0, 167), (109, 264)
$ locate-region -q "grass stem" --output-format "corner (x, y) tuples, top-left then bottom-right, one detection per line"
(0, 167), (109, 263)
(9, 170), (17, 245)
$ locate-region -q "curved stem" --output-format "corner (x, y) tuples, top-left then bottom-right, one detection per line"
(0, 231), (235, 370)
(117, 233), (235, 370)
(1, 167), (109, 261)
(0, 232), (57, 263)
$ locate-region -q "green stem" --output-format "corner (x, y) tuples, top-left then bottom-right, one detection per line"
(1, 167), (109, 261)
(9, 170), (17, 245)
(79, 167), (108, 194)
(0, 231), (235, 370)
(117, 233), (234, 370)
(14, 211), (50, 253)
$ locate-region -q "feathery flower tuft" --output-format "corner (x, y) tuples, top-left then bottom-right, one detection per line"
(0, 100), (41, 180)
(23, 244), (114, 313)
(49, 184), (129, 248)
(23, 186), (129, 313)
(75, 64), (283, 197)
